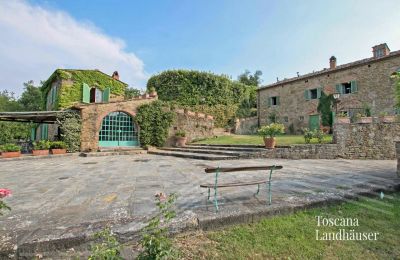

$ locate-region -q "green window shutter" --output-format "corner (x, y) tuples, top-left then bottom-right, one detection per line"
(30, 127), (36, 141)
(317, 87), (322, 99)
(267, 97), (271, 107)
(304, 90), (310, 100)
(103, 87), (110, 103)
(335, 84), (343, 94)
(53, 87), (57, 103)
(350, 81), (358, 93)
(276, 96), (280, 106)
(41, 124), (48, 140)
(82, 83), (90, 103)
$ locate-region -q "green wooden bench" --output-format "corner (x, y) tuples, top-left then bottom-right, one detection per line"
(200, 165), (283, 212)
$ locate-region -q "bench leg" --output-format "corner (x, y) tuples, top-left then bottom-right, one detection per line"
(255, 183), (260, 195)
(268, 181), (272, 205)
(207, 188), (210, 200)
(214, 187), (219, 212)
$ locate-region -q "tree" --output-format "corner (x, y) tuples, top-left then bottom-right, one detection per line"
(237, 70), (263, 87)
(317, 92), (334, 127)
(18, 81), (43, 111)
(124, 87), (141, 100)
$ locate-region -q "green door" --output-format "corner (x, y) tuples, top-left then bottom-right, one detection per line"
(309, 115), (320, 131)
(99, 112), (139, 147)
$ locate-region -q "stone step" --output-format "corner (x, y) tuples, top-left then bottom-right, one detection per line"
(184, 144), (267, 152)
(98, 147), (143, 152)
(160, 147), (246, 156)
(148, 150), (238, 160)
(80, 149), (147, 157)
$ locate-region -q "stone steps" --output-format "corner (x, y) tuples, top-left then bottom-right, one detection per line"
(148, 149), (238, 160)
(160, 147), (245, 156)
(184, 144), (267, 152)
(80, 149), (146, 157)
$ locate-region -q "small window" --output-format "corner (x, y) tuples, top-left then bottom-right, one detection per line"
(267, 96), (280, 107)
(271, 97), (278, 106)
(336, 81), (358, 95)
(284, 116), (289, 123)
(310, 89), (318, 99)
(342, 82), (351, 94)
(304, 88), (322, 100)
(299, 116), (304, 121)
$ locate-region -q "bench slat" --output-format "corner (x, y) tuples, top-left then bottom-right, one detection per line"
(204, 165), (283, 173)
(200, 179), (268, 188)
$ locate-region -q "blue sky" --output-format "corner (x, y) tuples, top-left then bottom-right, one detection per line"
(1, 0), (400, 94)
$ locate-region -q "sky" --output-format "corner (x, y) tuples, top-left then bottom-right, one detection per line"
(1, 0), (399, 96)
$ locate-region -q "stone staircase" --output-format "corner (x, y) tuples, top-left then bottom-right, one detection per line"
(147, 144), (267, 160)
(80, 147), (147, 157)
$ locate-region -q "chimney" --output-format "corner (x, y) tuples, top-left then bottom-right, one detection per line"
(329, 56), (337, 69)
(112, 71), (119, 80)
(372, 43), (390, 58)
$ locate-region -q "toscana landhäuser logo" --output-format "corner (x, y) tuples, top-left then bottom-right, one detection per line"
(315, 216), (380, 241)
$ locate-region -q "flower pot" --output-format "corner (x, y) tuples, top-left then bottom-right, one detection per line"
(32, 149), (49, 156)
(379, 116), (395, 123)
(321, 126), (330, 134)
(50, 148), (67, 155)
(2, 151), (21, 158)
(357, 117), (372, 124)
(336, 117), (350, 124)
(175, 137), (187, 147)
(263, 137), (276, 149)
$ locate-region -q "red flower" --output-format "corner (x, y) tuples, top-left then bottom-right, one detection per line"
(154, 192), (167, 201)
(0, 189), (12, 198)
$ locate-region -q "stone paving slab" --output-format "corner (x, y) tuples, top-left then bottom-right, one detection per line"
(0, 155), (399, 258)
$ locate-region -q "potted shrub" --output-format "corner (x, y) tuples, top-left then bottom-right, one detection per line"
(148, 87), (157, 97)
(378, 112), (396, 123)
(257, 123), (285, 149)
(32, 140), (51, 156)
(50, 141), (67, 154)
(175, 130), (187, 147)
(336, 112), (350, 123)
(0, 144), (22, 158)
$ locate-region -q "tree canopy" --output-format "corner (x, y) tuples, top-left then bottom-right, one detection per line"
(237, 70), (263, 87)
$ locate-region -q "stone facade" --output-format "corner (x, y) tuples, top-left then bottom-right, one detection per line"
(234, 116), (258, 134)
(334, 122), (400, 159)
(166, 110), (214, 146)
(250, 144), (338, 159)
(396, 142), (400, 176)
(257, 46), (400, 133)
(77, 97), (155, 152)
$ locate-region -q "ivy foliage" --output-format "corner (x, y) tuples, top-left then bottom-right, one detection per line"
(56, 110), (81, 152)
(41, 69), (128, 109)
(317, 92), (334, 127)
(135, 101), (175, 147)
(146, 70), (256, 127)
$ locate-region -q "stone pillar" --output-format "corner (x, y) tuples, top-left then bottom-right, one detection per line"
(396, 142), (400, 177)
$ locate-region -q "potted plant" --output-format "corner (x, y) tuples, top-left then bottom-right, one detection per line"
(378, 112), (396, 123)
(50, 141), (67, 154)
(32, 140), (51, 156)
(257, 123), (285, 149)
(336, 112), (350, 123)
(175, 130), (187, 147)
(148, 87), (157, 97)
(0, 144), (22, 158)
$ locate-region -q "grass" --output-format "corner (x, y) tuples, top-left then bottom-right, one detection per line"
(176, 192), (400, 259)
(193, 134), (333, 146)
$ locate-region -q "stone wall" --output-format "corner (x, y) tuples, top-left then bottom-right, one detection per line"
(257, 52), (400, 132)
(396, 142), (400, 176)
(251, 144), (339, 159)
(166, 110), (214, 146)
(234, 117), (258, 134)
(334, 122), (400, 159)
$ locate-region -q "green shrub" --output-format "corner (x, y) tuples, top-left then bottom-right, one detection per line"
(88, 228), (123, 260)
(303, 128), (314, 144)
(0, 143), (21, 152)
(175, 130), (186, 137)
(257, 123), (285, 138)
(33, 140), (51, 150)
(314, 129), (324, 143)
(56, 111), (81, 152)
(50, 141), (67, 149)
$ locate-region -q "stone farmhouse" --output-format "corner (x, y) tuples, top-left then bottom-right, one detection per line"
(257, 43), (400, 132)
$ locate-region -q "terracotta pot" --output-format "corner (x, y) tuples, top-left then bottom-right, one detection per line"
(175, 137), (187, 147)
(357, 117), (372, 123)
(321, 126), (330, 134)
(51, 149), (67, 155)
(336, 117), (350, 124)
(379, 116), (395, 123)
(263, 137), (276, 149)
(1, 151), (21, 158)
(32, 149), (49, 156)
(149, 91), (157, 97)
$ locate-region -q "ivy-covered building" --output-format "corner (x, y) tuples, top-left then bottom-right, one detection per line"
(34, 69), (156, 151)
(257, 43), (400, 132)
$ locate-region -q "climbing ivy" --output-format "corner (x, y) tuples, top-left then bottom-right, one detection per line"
(56, 110), (81, 152)
(317, 92), (334, 127)
(41, 69), (128, 109)
(135, 101), (175, 147)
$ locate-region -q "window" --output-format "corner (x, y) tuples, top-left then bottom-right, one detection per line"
(284, 116), (289, 122)
(299, 116), (304, 121)
(375, 49), (384, 58)
(304, 87), (322, 100)
(336, 81), (358, 95)
(82, 83), (110, 104)
(267, 96), (280, 107)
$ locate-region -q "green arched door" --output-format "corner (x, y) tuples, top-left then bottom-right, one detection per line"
(99, 111), (139, 147)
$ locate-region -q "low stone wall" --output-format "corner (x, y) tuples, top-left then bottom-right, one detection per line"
(396, 142), (400, 176)
(334, 122), (400, 159)
(249, 144), (339, 159)
(234, 117), (258, 135)
(166, 110), (214, 146)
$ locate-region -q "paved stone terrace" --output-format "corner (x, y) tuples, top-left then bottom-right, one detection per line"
(0, 154), (399, 257)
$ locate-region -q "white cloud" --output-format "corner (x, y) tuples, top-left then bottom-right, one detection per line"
(0, 0), (147, 95)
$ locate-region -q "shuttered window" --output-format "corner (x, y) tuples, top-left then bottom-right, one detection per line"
(305, 87), (322, 100)
(336, 81), (358, 94)
(267, 96), (280, 107)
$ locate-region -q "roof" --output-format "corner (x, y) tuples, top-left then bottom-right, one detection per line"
(258, 50), (400, 91)
(0, 111), (69, 123)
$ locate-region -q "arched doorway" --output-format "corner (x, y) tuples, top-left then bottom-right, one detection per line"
(98, 111), (139, 147)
